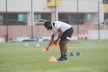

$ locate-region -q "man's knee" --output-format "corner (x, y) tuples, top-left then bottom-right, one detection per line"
(59, 41), (62, 46)
(59, 41), (66, 46)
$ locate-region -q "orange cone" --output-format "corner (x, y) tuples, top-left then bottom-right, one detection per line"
(48, 56), (57, 62)
(42, 48), (48, 52)
(52, 43), (58, 48)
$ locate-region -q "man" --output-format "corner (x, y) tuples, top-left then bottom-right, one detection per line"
(44, 21), (73, 61)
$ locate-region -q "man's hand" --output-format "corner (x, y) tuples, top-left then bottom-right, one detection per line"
(45, 47), (49, 52)
(42, 47), (49, 52)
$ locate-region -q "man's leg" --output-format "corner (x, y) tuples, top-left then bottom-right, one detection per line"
(59, 41), (63, 56)
(58, 41), (68, 61)
(57, 41), (63, 60)
(62, 41), (68, 57)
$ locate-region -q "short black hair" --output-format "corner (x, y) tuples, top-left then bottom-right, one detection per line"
(44, 21), (51, 27)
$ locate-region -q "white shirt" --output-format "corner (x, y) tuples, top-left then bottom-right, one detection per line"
(50, 21), (72, 35)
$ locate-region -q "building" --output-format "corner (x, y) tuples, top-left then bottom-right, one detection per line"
(103, 0), (108, 21)
(0, 0), (105, 41)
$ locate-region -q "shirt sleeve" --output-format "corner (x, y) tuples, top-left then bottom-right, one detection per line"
(54, 21), (61, 30)
(50, 21), (61, 35)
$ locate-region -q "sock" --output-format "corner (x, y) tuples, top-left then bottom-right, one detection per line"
(61, 54), (64, 57)
(61, 54), (67, 57)
(63, 55), (67, 57)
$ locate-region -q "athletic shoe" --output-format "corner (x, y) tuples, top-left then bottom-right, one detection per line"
(57, 56), (63, 61)
(57, 56), (68, 62)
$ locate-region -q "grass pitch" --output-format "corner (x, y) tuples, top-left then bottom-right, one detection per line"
(0, 40), (108, 72)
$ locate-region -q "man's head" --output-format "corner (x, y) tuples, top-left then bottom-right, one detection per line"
(44, 21), (52, 30)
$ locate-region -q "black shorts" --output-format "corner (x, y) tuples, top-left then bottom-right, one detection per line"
(60, 27), (73, 41)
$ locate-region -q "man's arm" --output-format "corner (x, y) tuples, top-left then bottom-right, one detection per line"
(47, 34), (54, 48)
(54, 28), (63, 43)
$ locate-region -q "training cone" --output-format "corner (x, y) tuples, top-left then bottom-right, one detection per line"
(36, 43), (40, 47)
(48, 56), (57, 62)
(52, 43), (58, 48)
(76, 51), (81, 56)
(25, 43), (29, 47)
(70, 52), (74, 56)
(42, 48), (48, 52)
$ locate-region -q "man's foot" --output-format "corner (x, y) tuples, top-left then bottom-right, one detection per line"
(57, 56), (63, 61)
(57, 56), (68, 62)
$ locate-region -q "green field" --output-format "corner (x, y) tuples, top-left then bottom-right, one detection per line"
(0, 40), (108, 72)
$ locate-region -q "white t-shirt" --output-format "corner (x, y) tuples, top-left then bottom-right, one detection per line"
(50, 21), (72, 35)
